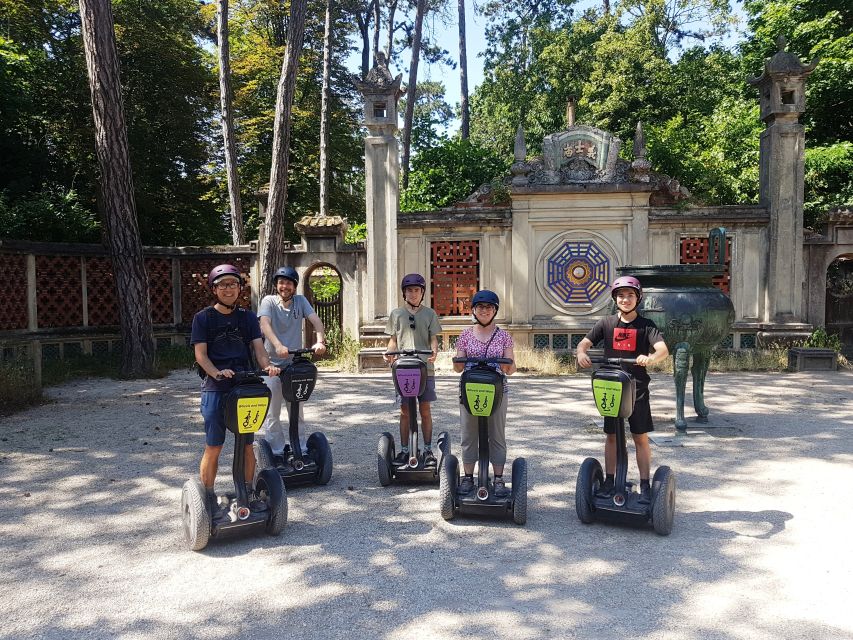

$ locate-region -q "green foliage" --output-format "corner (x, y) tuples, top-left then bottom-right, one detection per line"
(803, 142), (853, 228)
(345, 222), (367, 244)
(308, 269), (341, 299)
(0, 188), (101, 243)
(802, 327), (842, 351)
(325, 326), (361, 373)
(400, 138), (509, 211)
(400, 81), (455, 153)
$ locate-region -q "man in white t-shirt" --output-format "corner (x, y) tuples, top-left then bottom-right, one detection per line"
(258, 266), (326, 457)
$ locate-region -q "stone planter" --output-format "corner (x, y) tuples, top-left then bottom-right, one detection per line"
(787, 347), (838, 372)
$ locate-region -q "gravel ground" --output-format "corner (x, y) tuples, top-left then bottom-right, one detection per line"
(1, 369), (852, 640)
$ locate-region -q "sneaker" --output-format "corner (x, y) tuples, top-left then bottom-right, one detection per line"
(639, 484), (651, 504)
(206, 492), (219, 517)
(248, 490), (268, 512)
(423, 449), (437, 469)
(393, 451), (409, 466)
(597, 477), (615, 497)
(493, 476), (509, 497)
(457, 476), (475, 495)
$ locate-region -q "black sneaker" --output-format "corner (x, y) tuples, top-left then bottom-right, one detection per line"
(597, 477), (615, 497)
(423, 449), (437, 469)
(493, 476), (509, 497)
(393, 451), (409, 466)
(206, 492), (219, 517)
(248, 490), (268, 512)
(457, 476), (474, 495)
(639, 484), (651, 504)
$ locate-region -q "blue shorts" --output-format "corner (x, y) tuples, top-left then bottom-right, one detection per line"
(396, 376), (437, 407)
(200, 391), (255, 447)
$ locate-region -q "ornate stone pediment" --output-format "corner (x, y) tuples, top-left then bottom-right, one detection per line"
(518, 125), (624, 185)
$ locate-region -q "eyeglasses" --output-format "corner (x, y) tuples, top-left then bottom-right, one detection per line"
(409, 315), (416, 330)
(215, 282), (240, 290)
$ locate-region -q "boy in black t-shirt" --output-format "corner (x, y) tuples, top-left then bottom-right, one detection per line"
(576, 276), (669, 502)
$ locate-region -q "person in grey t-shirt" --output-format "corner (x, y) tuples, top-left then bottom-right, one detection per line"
(258, 266), (326, 456)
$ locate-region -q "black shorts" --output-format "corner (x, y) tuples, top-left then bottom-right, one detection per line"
(603, 382), (654, 435)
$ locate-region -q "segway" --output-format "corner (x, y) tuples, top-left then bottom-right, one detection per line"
(440, 356), (527, 524)
(575, 357), (676, 535)
(181, 371), (288, 551)
(254, 349), (333, 488)
(377, 349), (450, 485)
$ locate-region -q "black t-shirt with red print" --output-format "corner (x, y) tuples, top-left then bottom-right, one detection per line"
(584, 313), (664, 383)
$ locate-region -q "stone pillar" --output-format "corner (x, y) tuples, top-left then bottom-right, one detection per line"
(748, 36), (817, 324)
(354, 57), (403, 322)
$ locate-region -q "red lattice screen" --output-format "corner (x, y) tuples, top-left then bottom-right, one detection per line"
(86, 257), (119, 326)
(36, 255), (84, 328)
(180, 258), (252, 323)
(1, 254), (28, 330)
(146, 257), (174, 324)
(680, 236), (731, 294)
(431, 241), (479, 316)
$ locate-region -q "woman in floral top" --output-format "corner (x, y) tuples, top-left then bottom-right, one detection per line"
(453, 290), (516, 497)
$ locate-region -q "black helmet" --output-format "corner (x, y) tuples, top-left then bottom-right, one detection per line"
(401, 273), (426, 291)
(274, 266), (299, 285)
(471, 289), (499, 311)
(208, 264), (243, 288)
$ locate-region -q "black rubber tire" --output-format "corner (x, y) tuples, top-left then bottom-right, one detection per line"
(181, 478), (210, 551)
(576, 457), (603, 524)
(651, 465), (676, 536)
(377, 432), (394, 487)
(307, 432), (333, 485)
(253, 438), (275, 471)
(257, 468), (288, 536)
(439, 454), (459, 520)
(511, 457), (528, 525)
(436, 430), (451, 456)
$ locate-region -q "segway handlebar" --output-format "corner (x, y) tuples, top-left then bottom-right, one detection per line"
(589, 356), (638, 366)
(386, 349), (434, 356)
(288, 348), (316, 357)
(452, 356), (514, 365)
(214, 369), (271, 381)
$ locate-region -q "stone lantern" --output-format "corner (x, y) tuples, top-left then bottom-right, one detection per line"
(748, 36), (817, 327)
(353, 53), (404, 321)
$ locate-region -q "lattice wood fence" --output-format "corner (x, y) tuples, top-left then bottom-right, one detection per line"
(431, 240), (479, 316)
(679, 236), (732, 294)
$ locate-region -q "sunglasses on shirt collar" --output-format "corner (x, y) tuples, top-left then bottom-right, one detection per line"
(409, 315), (416, 330)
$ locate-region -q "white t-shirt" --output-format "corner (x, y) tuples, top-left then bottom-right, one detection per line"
(258, 294), (315, 366)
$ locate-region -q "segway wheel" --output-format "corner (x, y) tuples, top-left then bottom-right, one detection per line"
(576, 457), (603, 524)
(256, 468), (288, 536)
(377, 432), (394, 487)
(511, 457), (528, 525)
(253, 438), (275, 471)
(307, 432), (333, 485)
(436, 430), (451, 456)
(181, 478), (210, 551)
(439, 454), (459, 521)
(651, 465), (676, 536)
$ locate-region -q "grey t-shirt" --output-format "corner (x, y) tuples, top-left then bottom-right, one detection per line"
(258, 294), (315, 366)
(385, 306), (442, 375)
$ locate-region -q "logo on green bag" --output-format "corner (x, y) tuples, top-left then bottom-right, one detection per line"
(592, 379), (622, 417)
(465, 382), (496, 417)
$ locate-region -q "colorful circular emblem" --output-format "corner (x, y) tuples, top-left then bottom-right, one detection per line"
(547, 241), (610, 305)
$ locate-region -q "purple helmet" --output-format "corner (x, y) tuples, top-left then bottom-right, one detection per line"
(208, 264), (243, 288)
(611, 276), (642, 300)
(401, 273), (426, 291)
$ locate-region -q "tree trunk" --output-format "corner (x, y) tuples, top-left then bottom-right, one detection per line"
(78, 0), (155, 378)
(372, 0), (381, 66)
(384, 0), (397, 61)
(401, 0), (427, 190)
(458, 0), (469, 139)
(217, 0), (244, 244)
(260, 0), (308, 294)
(356, 8), (371, 79)
(319, 0), (333, 218)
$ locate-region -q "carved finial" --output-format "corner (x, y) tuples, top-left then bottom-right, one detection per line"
(776, 35), (787, 52)
(566, 97), (576, 127)
(514, 124), (526, 162)
(633, 121), (646, 160)
(376, 50), (388, 68)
